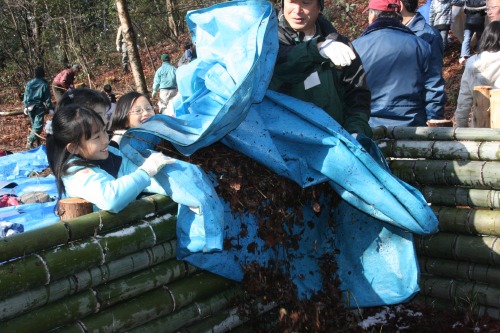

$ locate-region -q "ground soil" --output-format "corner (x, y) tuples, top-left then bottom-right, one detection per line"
(1, 9), (499, 333)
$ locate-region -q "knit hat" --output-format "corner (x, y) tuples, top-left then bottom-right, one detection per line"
(363, 0), (401, 13)
(161, 53), (170, 61)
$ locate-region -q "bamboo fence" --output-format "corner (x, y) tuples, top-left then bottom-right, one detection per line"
(377, 126), (500, 319)
(0, 194), (240, 332)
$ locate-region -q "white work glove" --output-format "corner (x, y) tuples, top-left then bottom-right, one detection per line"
(319, 40), (356, 67)
(49, 109), (55, 116)
(23, 108), (28, 115)
(151, 91), (156, 98)
(139, 152), (176, 177)
(117, 46), (121, 52)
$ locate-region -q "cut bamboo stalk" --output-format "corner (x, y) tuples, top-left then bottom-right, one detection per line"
(0, 255), (50, 299)
(379, 140), (500, 161)
(0, 241), (178, 321)
(412, 294), (500, 320)
(427, 119), (453, 127)
(491, 89), (500, 128)
(384, 127), (500, 141)
(0, 195), (175, 263)
(389, 160), (500, 188)
(419, 256), (500, 287)
(416, 233), (500, 266)
(472, 86), (492, 128)
(126, 287), (243, 333)
(420, 275), (500, 309)
(96, 222), (156, 262)
(0, 290), (98, 333)
(432, 206), (500, 236)
(57, 198), (93, 221)
(96, 260), (189, 310)
(417, 186), (500, 209)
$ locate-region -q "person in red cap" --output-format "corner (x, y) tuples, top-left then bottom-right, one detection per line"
(268, 0), (373, 138)
(352, 0), (444, 127)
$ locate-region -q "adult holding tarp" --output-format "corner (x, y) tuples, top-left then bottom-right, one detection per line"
(269, 0), (372, 138)
(353, 0), (443, 127)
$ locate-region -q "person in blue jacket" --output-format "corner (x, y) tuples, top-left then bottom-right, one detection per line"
(46, 104), (175, 213)
(353, 0), (444, 127)
(401, 0), (447, 119)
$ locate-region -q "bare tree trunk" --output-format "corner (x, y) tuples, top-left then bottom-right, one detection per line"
(116, 0), (149, 95)
(165, 0), (178, 38)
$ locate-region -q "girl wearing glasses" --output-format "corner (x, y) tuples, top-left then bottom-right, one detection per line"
(108, 91), (156, 148)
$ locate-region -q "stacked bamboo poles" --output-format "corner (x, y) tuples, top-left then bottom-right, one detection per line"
(0, 194), (241, 332)
(376, 127), (500, 319)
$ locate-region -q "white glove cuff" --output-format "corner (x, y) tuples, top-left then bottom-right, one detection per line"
(319, 40), (333, 59)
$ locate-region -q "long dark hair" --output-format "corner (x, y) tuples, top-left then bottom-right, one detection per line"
(478, 21), (500, 53)
(46, 104), (106, 201)
(108, 91), (144, 132)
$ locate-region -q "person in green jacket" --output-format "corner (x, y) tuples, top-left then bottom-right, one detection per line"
(151, 53), (178, 117)
(269, 0), (372, 138)
(23, 66), (54, 149)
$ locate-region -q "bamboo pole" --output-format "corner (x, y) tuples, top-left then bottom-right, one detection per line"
(420, 275), (500, 309)
(491, 89), (500, 128)
(389, 160), (500, 188)
(416, 233), (500, 266)
(383, 127), (500, 141)
(126, 287), (243, 333)
(412, 294), (500, 320)
(472, 86), (492, 128)
(379, 140), (500, 161)
(0, 241), (178, 321)
(419, 256), (500, 287)
(417, 186), (500, 209)
(0, 255), (50, 299)
(431, 206), (500, 237)
(0, 195), (175, 263)
(0, 290), (98, 333)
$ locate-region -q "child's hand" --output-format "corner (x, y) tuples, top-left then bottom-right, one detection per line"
(139, 152), (176, 177)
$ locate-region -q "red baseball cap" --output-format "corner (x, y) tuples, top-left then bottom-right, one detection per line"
(363, 0), (401, 13)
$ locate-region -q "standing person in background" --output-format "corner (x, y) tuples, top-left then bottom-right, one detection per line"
(116, 25), (129, 73)
(353, 0), (443, 127)
(486, 0), (500, 21)
(52, 64), (81, 104)
(269, 0), (372, 138)
(429, 0), (453, 50)
(108, 91), (156, 148)
(455, 21), (500, 127)
(151, 54), (177, 116)
(460, 0), (487, 64)
(401, 0), (447, 120)
(103, 84), (117, 121)
(23, 66), (54, 149)
(178, 42), (196, 66)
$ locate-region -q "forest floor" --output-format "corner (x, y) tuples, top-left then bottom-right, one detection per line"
(2, 18), (500, 332)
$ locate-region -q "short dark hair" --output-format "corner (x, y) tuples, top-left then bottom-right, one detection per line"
(58, 87), (111, 112)
(108, 91), (145, 131)
(478, 21), (500, 53)
(103, 84), (112, 93)
(34, 66), (45, 79)
(369, 9), (403, 22)
(400, 0), (418, 13)
(185, 42), (193, 50)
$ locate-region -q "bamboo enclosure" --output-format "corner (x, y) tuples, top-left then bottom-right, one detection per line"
(378, 127), (500, 319)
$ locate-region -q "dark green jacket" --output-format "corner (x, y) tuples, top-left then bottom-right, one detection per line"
(23, 77), (53, 110)
(269, 11), (372, 137)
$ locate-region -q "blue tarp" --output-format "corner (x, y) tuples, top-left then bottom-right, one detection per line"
(1, 0), (439, 307)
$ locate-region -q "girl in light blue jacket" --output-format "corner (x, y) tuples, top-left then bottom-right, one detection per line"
(46, 104), (175, 213)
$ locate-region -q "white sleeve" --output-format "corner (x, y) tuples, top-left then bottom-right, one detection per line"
(455, 61), (474, 127)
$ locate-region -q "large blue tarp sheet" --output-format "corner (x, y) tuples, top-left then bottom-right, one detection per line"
(120, 0), (439, 306)
(0, 0), (439, 307)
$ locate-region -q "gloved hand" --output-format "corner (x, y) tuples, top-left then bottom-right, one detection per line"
(319, 40), (356, 67)
(23, 108), (28, 115)
(139, 152), (176, 177)
(49, 109), (55, 116)
(117, 46), (121, 52)
(151, 91), (156, 98)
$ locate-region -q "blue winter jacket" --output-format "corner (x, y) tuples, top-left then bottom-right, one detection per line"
(407, 12), (446, 120)
(353, 18), (441, 127)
